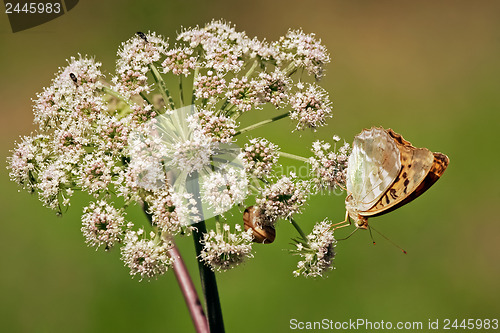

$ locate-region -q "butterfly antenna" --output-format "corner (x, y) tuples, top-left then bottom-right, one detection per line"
(369, 225), (407, 254)
(368, 225), (376, 245)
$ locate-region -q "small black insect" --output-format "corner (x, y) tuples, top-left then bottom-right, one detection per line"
(136, 31), (148, 42)
(69, 73), (78, 84)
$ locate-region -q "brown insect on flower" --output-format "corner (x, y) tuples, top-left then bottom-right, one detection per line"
(243, 206), (276, 244)
(69, 72), (78, 84)
(136, 31), (148, 42)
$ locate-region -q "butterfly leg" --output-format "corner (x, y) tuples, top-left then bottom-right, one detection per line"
(332, 210), (352, 230)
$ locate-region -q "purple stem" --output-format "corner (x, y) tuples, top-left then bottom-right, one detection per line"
(169, 242), (210, 333)
(142, 203), (209, 333)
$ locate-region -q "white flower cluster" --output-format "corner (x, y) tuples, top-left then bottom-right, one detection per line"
(8, 20), (343, 279)
(113, 32), (169, 98)
(8, 134), (51, 193)
(240, 138), (280, 179)
(277, 29), (331, 79)
(199, 223), (254, 272)
(33, 55), (106, 129)
(193, 71), (226, 103)
(121, 229), (173, 281)
(255, 173), (309, 227)
(201, 166), (248, 216)
(37, 159), (73, 210)
(170, 132), (214, 174)
(188, 109), (236, 143)
(162, 47), (197, 76)
(226, 77), (262, 112)
(292, 219), (336, 278)
(290, 83), (333, 131)
(178, 20), (248, 73)
(81, 200), (132, 250)
(176, 20), (332, 130)
(256, 69), (291, 108)
(146, 189), (199, 235)
(309, 136), (351, 191)
(79, 152), (119, 196)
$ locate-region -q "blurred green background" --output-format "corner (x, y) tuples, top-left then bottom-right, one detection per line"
(1, 1), (499, 332)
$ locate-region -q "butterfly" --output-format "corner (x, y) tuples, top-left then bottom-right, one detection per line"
(343, 127), (449, 229)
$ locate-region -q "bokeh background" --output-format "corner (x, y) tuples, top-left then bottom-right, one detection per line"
(1, 1), (499, 332)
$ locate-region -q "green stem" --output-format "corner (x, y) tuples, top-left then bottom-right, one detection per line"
(187, 172), (225, 333)
(290, 217), (308, 241)
(220, 99), (229, 111)
(278, 151), (310, 163)
(179, 76), (184, 107)
(229, 110), (242, 120)
(149, 64), (175, 110)
(102, 86), (130, 104)
(224, 103), (236, 115)
(139, 91), (153, 105)
(234, 112), (290, 136)
(247, 182), (262, 195)
(285, 62), (298, 77)
(201, 98), (208, 108)
(191, 66), (200, 105)
(244, 60), (259, 78)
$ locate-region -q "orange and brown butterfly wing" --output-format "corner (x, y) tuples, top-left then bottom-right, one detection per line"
(383, 152), (449, 214)
(361, 129), (449, 217)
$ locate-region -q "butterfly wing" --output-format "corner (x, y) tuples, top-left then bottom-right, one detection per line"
(362, 129), (449, 217)
(346, 127), (402, 212)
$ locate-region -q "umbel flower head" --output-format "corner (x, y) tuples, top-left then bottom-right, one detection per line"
(255, 173), (310, 227)
(121, 229), (174, 280)
(240, 137), (280, 179)
(309, 135), (351, 191)
(128, 105), (248, 223)
(199, 223), (254, 272)
(201, 165), (249, 216)
(81, 200), (132, 250)
(113, 31), (169, 98)
(290, 82), (332, 131)
(292, 219), (337, 278)
(7, 19), (345, 279)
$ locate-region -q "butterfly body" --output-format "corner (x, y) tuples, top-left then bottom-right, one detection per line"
(345, 127), (449, 229)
